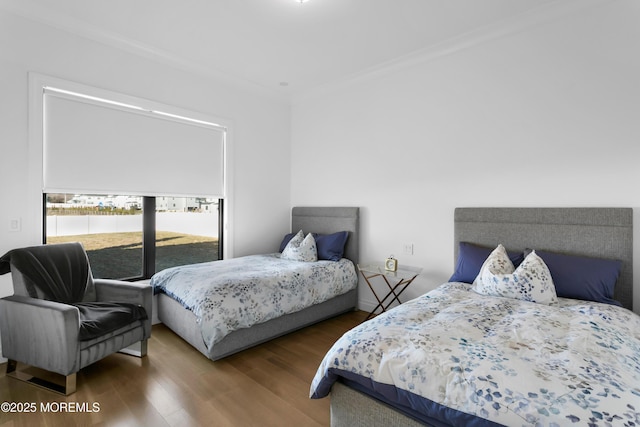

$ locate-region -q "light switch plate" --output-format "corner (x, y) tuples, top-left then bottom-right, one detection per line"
(9, 218), (21, 232)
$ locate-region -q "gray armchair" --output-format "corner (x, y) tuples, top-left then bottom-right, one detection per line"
(0, 242), (151, 395)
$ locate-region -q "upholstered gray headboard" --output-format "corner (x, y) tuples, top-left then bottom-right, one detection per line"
(291, 206), (359, 265)
(454, 208), (633, 310)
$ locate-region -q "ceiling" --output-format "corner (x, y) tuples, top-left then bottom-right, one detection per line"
(3, 0), (572, 98)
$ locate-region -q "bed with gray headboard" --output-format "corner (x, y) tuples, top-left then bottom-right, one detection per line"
(453, 207), (633, 310)
(312, 207), (638, 427)
(153, 206), (359, 361)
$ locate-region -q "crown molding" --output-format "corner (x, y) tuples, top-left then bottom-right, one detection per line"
(1, 0), (614, 106)
(0, 3), (290, 104)
(291, 0), (614, 105)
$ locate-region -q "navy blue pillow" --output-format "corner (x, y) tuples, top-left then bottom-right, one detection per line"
(315, 231), (349, 261)
(531, 249), (622, 306)
(279, 233), (296, 252)
(449, 242), (525, 284)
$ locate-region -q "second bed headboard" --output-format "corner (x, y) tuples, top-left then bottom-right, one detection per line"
(291, 206), (359, 266)
(454, 207), (633, 310)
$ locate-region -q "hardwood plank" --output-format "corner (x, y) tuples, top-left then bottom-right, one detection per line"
(0, 310), (366, 426)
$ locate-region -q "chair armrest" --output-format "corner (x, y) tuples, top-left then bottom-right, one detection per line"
(0, 295), (80, 376)
(94, 280), (152, 338)
(94, 279), (152, 308)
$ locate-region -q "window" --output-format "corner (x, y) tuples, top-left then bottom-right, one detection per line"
(154, 197), (222, 273)
(45, 194), (222, 280)
(37, 77), (228, 279)
(45, 193), (144, 279)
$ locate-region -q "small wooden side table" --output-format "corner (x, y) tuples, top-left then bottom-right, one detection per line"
(358, 263), (422, 320)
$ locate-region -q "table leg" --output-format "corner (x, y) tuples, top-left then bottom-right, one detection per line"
(362, 272), (418, 320)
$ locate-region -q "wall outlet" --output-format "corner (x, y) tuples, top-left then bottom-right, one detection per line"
(403, 243), (414, 255)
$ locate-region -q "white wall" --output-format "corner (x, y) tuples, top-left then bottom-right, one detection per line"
(291, 1), (640, 314)
(0, 10), (292, 300)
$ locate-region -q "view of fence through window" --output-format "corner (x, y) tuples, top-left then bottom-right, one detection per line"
(45, 194), (219, 279)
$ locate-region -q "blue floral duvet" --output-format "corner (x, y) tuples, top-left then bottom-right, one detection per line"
(311, 282), (640, 427)
(151, 254), (357, 352)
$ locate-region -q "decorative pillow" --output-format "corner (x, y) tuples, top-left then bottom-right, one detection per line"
(284, 230), (303, 248)
(449, 242), (524, 284)
(315, 231), (349, 261)
(281, 231), (318, 262)
(472, 244), (515, 290)
(476, 249), (558, 305)
(527, 249), (622, 306)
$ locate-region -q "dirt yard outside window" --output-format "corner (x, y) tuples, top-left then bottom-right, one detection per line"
(48, 231), (218, 279)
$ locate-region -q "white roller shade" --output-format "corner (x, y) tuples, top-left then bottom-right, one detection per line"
(43, 88), (225, 198)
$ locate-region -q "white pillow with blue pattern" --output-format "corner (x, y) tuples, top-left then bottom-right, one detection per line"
(473, 244), (558, 305)
(281, 230), (318, 262)
(472, 244), (514, 288)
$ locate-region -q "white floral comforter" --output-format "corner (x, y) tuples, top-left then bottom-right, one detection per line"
(151, 254), (357, 351)
(311, 282), (640, 427)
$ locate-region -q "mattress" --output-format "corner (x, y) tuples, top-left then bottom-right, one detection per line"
(151, 253), (357, 352)
(311, 282), (640, 426)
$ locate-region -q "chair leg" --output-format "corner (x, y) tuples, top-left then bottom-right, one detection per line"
(64, 373), (77, 395)
(6, 359), (17, 374)
(118, 339), (148, 357)
(5, 359), (77, 395)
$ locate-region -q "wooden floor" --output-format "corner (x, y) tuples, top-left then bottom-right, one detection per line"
(0, 310), (367, 427)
